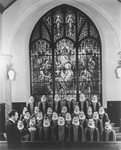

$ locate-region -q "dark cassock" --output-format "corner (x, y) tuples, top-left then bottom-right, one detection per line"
(32, 106), (39, 119)
(98, 106), (109, 129)
(28, 117), (39, 141)
(27, 96), (36, 115)
(41, 118), (53, 141)
(47, 98), (54, 108)
(72, 105), (80, 118)
(19, 107), (28, 121)
(90, 95), (101, 112)
(93, 112), (103, 140)
(51, 112), (58, 141)
(38, 95), (48, 114)
(70, 117), (85, 142)
(66, 94), (74, 114)
(36, 112), (43, 141)
(46, 107), (53, 122)
(65, 113), (72, 142)
(79, 111), (88, 129)
(56, 117), (68, 142)
(78, 93), (89, 115)
(86, 106), (93, 120)
(53, 94), (61, 114)
(60, 98), (67, 109)
(102, 122), (116, 141)
(85, 119), (99, 142)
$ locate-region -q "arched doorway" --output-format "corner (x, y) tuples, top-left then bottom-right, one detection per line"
(29, 4), (102, 103)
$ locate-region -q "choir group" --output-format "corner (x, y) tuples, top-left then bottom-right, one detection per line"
(17, 93), (116, 142)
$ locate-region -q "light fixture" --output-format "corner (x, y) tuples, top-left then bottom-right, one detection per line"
(8, 65), (15, 81)
(115, 51), (121, 78)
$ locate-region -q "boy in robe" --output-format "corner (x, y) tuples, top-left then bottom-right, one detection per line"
(41, 117), (53, 141)
(78, 93), (89, 115)
(72, 105), (80, 118)
(70, 117), (84, 141)
(53, 94), (61, 114)
(28, 116), (39, 141)
(86, 106), (93, 120)
(38, 95), (48, 114)
(60, 106), (68, 118)
(65, 113), (72, 142)
(90, 95), (101, 112)
(102, 121), (116, 141)
(32, 106), (39, 119)
(66, 94), (73, 114)
(46, 107), (53, 122)
(57, 116), (68, 142)
(23, 111), (31, 129)
(85, 119), (99, 141)
(60, 97), (67, 108)
(27, 96), (36, 115)
(79, 110), (88, 129)
(51, 112), (58, 141)
(36, 112), (43, 141)
(98, 106), (109, 129)
(20, 107), (28, 120)
(93, 111), (103, 140)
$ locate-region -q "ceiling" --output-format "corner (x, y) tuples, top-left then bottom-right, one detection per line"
(0, 0), (17, 13)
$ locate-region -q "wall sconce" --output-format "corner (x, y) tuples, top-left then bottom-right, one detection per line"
(8, 66), (16, 81)
(115, 51), (121, 78)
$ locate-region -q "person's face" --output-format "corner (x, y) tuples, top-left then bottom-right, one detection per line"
(93, 112), (99, 120)
(72, 117), (79, 125)
(80, 94), (85, 101)
(37, 112), (43, 120)
(61, 106), (67, 113)
(99, 107), (104, 114)
(47, 108), (52, 114)
(30, 118), (36, 125)
(105, 122), (111, 130)
(23, 107), (28, 114)
(87, 108), (92, 115)
(74, 106), (79, 112)
(88, 120), (95, 127)
(52, 112), (58, 120)
(92, 95), (97, 103)
(58, 117), (65, 126)
(14, 112), (19, 121)
(17, 120), (24, 128)
(79, 111), (85, 119)
(29, 96), (34, 102)
(34, 107), (39, 113)
(25, 112), (30, 119)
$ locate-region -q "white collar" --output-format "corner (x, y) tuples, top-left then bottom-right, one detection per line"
(9, 118), (15, 124)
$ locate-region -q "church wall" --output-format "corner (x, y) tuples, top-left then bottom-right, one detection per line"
(1, 0), (121, 108)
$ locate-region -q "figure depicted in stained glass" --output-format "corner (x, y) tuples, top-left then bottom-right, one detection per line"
(55, 15), (62, 36)
(66, 14), (74, 35)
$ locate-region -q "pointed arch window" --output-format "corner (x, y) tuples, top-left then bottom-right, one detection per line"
(29, 4), (102, 103)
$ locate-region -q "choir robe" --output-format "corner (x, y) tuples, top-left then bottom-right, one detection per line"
(55, 125), (68, 142)
(47, 100), (54, 108)
(29, 125), (39, 141)
(79, 119), (88, 130)
(38, 101), (48, 114)
(90, 102), (101, 112)
(41, 126), (53, 141)
(53, 101), (61, 114)
(66, 101), (74, 114)
(51, 120), (58, 141)
(86, 114), (93, 120)
(94, 119), (103, 135)
(70, 125), (84, 142)
(28, 102), (36, 115)
(23, 119), (30, 129)
(60, 100), (67, 108)
(78, 101), (89, 115)
(85, 127), (99, 141)
(36, 120), (43, 141)
(66, 123), (72, 142)
(102, 129), (116, 141)
(99, 113), (109, 129)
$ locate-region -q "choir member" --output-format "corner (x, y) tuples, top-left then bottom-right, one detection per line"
(65, 113), (72, 142)
(93, 111), (103, 140)
(70, 117), (84, 141)
(51, 112), (58, 141)
(20, 107), (28, 120)
(90, 95), (101, 112)
(60, 106), (68, 118)
(57, 116), (68, 142)
(72, 105), (80, 118)
(98, 106), (109, 129)
(17, 120), (29, 141)
(66, 94), (74, 114)
(27, 96), (36, 115)
(102, 121), (116, 141)
(32, 106), (39, 119)
(85, 119), (99, 141)
(86, 106), (93, 120)
(79, 111), (88, 129)
(23, 111), (31, 129)
(36, 112), (43, 141)
(60, 97), (67, 108)
(53, 94), (61, 114)
(41, 117), (53, 141)
(47, 97), (53, 108)
(46, 107), (53, 122)
(78, 93), (89, 115)
(28, 116), (39, 141)
(38, 95), (48, 114)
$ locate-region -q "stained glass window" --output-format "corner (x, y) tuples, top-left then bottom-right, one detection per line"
(29, 4), (102, 103)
